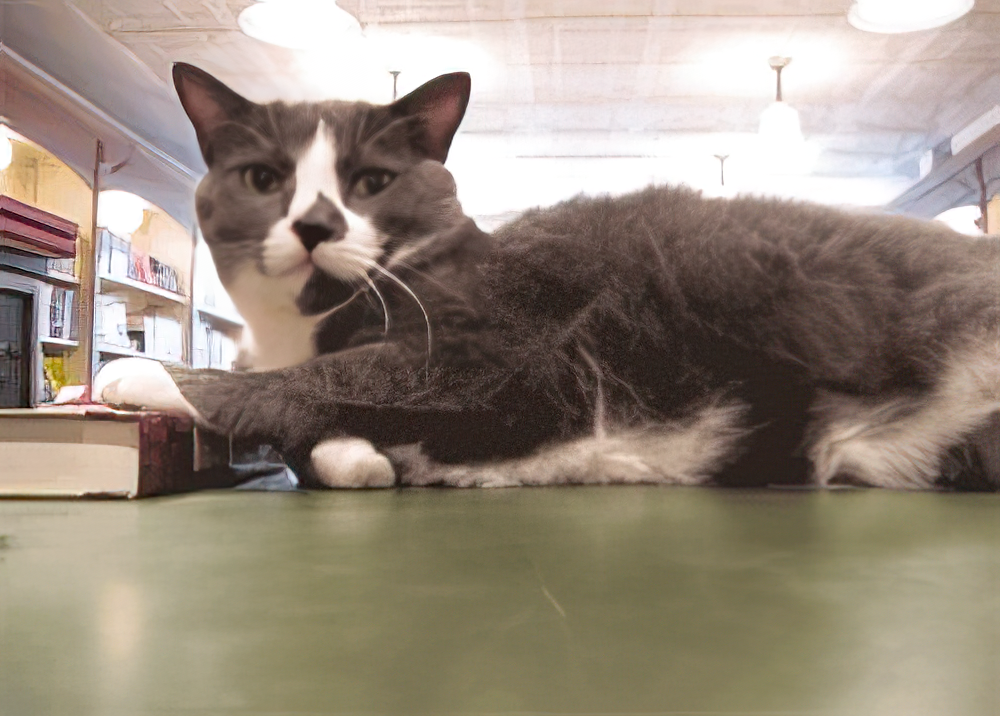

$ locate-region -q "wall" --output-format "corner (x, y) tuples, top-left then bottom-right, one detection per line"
(988, 195), (1000, 235)
(1, 134), (93, 265)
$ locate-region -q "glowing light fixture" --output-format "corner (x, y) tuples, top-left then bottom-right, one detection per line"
(238, 0), (362, 50)
(759, 57), (803, 146)
(759, 100), (804, 145)
(848, 0), (974, 33)
(757, 57), (815, 174)
(0, 125), (13, 171)
(97, 190), (147, 237)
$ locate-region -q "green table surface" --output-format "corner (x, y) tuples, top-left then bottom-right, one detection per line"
(1, 487), (998, 716)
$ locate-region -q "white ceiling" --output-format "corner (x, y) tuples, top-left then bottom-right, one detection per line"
(4, 0), (1000, 226)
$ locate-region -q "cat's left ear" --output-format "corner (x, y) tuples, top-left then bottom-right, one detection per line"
(392, 72), (471, 163)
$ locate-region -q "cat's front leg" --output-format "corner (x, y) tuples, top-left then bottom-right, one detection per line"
(94, 358), (201, 417)
(96, 358), (397, 489)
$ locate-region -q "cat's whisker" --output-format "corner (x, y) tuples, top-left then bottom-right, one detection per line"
(362, 273), (391, 335)
(384, 257), (467, 302)
(364, 260), (433, 374)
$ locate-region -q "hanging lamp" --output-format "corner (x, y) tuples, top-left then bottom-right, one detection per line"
(757, 56), (817, 175)
(848, 0), (974, 33)
(758, 57), (803, 147)
(238, 0), (362, 50)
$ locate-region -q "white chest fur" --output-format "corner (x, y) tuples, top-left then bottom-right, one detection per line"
(226, 268), (323, 370)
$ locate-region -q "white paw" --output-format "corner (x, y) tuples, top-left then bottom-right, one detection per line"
(310, 438), (396, 488)
(94, 358), (198, 416)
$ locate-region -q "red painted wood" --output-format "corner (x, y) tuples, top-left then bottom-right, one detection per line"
(0, 195), (78, 258)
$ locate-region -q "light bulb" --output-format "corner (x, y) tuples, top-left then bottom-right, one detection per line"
(848, 0), (974, 33)
(758, 103), (818, 175)
(759, 101), (804, 146)
(238, 0), (362, 50)
(98, 190), (147, 237)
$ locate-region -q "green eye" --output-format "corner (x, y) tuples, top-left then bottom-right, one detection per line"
(352, 170), (396, 198)
(242, 164), (282, 194)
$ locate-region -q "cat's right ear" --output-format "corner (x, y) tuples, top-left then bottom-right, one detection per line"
(173, 63), (254, 162)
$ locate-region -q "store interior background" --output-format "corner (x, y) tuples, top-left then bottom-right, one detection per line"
(1, 0), (998, 408)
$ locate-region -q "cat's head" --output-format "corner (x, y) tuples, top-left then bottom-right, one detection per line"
(173, 63), (471, 313)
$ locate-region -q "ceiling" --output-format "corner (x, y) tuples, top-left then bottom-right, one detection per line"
(3, 0), (1000, 228)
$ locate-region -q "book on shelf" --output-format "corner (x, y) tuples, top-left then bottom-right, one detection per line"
(0, 405), (242, 498)
(98, 229), (185, 297)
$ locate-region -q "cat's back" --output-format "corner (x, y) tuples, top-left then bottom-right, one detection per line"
(482, 184), (996, 390)
(488, 184), (997, 295)
(496, 183), (989, 252)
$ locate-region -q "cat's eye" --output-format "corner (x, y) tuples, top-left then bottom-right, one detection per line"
(242, 164), (282, 194)
(352, 170), (396, 198)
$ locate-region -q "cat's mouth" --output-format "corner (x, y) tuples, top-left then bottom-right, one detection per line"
(275, 257), (316, 279)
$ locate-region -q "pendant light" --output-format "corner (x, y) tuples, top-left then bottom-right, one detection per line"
(758, 57), (803, 147)
(389, 70), (401, 101)
(97, 190), (148, 237)
(714, 154), (729, 186)
(848, 0), (974, 33)
(757, 56), (816, 174)
(238, 0), (362, 50)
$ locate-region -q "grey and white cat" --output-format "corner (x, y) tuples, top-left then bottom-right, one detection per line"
(95, 63), (1000, 491)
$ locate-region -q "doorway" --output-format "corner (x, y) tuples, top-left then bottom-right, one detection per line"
(0, 289), (33, 408)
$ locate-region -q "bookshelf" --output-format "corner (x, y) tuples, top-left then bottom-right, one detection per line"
(98, 272), (189, 306)
(196, 303), (244, 328)
(0, 61), (241, 407)
(190, 234), (241, 370)
(40, 336), (79, 350)
(93, 223), (193, 370)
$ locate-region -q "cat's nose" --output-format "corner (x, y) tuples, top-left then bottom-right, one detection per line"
(292, 193), (347, 252)
(292, 222), (333, 252)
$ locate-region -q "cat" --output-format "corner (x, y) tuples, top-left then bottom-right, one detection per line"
(94, 63), (1000, 491)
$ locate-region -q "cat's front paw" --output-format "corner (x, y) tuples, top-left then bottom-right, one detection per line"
(94, 358), (198, 416)
(310, 438), (396, 488)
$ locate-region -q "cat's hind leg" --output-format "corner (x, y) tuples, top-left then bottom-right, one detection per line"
(310, 438), (396, 488)
(388, 401), (749, 488)
(808, 342), (1000, 489)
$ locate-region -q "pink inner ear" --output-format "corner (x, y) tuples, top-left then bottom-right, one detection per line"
(396, 73), (470, 163)
(424, 96), (464, 158)
(177, 75), (230, 139)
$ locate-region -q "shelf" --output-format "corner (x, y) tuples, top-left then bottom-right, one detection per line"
(98, 273), (189, 306)
(96, 343), (147, 359)
(96, 343), (184, 364)
(196, 304), (245, 328)
(0, 195), (79, 258)
(40, 336), (79, 351)
(46, 271), (79, 286)
(0, 262), (79, 288)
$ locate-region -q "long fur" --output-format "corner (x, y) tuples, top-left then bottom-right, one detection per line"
(165, 184), (999, 490)
(144, 65), (1000, 491)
